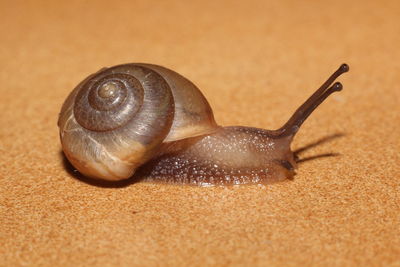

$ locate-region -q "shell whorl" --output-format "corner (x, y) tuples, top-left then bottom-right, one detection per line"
(74, 73), (144, 132)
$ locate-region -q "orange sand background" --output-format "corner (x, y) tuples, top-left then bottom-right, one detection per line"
(1, 0), (399, 266)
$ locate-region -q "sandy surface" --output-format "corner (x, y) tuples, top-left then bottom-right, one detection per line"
(1, 0), (399, 266)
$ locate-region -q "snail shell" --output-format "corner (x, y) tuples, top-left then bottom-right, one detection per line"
(58, 64), (217, 181)
(58, 63), (349, 185)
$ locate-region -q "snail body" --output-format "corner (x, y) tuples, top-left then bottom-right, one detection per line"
(58, 63), (349, 185)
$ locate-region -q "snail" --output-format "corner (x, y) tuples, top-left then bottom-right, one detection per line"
(58, 63), (349, 186)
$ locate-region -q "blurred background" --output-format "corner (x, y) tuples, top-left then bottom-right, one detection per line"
(2, 0), (399, 130)
(1, 0), (399, 266)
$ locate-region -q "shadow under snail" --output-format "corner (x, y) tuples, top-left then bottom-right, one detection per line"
(58, 63), (349, 186)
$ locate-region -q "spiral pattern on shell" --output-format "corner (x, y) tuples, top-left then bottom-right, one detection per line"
(74, 73), (144, 131)
(58, 64), (177, 180)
